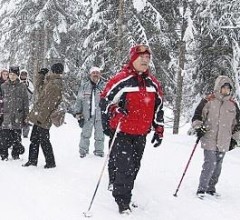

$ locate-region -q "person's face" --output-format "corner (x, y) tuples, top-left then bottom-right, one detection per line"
(9, 72), (18, 82)
(132, 53), (150, 72)
(1, 71), (9, 81)
(90, 71), (101, 83)
(20, 72), (27, 82)
(221, 85), (231, 96)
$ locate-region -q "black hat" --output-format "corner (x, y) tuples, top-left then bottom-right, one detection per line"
(9, 66), (20, 76)
(51, 63), (64, 74)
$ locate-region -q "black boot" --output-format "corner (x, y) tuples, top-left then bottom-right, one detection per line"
(118, 204), (131, 214)
(44, 163), (56, 169)
(22, 161), (37, 167)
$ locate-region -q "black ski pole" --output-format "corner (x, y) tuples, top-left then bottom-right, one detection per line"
(83, 122), (121, 218)
(173, 137), (200, 197)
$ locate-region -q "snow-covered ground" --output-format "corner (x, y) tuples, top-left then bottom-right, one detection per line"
(1, 113), (240, 220)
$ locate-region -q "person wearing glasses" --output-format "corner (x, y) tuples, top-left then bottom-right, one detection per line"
(0, 66), (29, 160)
(192, 75), (240, 199)
(19, 69), (34, 138)
(100, 44), (164, 214)
(74, 67), (105, 158)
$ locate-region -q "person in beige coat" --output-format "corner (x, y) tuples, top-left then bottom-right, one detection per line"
(23, 64), (63, 168)
(192, 75), (240, 199)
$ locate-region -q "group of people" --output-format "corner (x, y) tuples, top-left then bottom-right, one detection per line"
(0, 44), (240, 215)
(0, 63), (64, 169)
(74, 45), (240, 214)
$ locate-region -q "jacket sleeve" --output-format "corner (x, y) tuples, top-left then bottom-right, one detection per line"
(22, 85), (29, 120)
(232, 102), (240, 141)
(35, 73), (45, 95)
(73, 85), (84, 115)
(99, 75), (123, 136)
(151, 78), (164, 130)
(192, 98), (208, 129)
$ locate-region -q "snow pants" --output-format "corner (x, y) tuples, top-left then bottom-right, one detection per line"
(79, 117), (104, 156)
(109, 132), (146, 206)
(0, 129), (24, 159)
(197, 149), (225, 193)
(27, 125), (55, 166)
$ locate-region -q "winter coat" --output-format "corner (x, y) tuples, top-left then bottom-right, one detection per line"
(74, 79), (105, 121)
(1, 79), (29, 130)
(100, 64), (164, 135)
(192, 75), (240, 152)
(28, 73), (63, 129)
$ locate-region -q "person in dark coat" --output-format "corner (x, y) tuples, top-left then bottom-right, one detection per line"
(0, 66), (29, 160)
(23, 64), (63, 169)
(100, 44), (164, 214)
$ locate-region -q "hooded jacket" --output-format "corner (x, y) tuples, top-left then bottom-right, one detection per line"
(192, 75), (240, 152)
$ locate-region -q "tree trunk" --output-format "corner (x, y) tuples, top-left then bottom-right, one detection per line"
(173, 0), (188, 134)
(116, 0), (124, 61)
(173, 41), (186, 134)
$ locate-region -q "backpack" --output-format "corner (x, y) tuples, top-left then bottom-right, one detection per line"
(50, 99), (66, 127)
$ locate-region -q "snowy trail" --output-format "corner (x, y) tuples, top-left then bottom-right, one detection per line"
(1, 114), (240, 220)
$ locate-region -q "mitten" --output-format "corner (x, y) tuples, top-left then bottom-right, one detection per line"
(151, 126), (164, 148)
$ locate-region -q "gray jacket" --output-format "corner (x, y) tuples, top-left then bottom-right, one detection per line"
(1, 79), (29, 130)
(74, 79), (105, 121)
(192, 75), (240, 152)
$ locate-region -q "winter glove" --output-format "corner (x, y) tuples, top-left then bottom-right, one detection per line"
(195, 125), (207, 139)
(78, 117), (85, 128)
(229, 138), (237, 151)
(151, 126), (164, 148)
(38, 68), (49, 75)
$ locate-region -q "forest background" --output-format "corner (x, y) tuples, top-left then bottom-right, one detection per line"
(0, 0), (239, 133)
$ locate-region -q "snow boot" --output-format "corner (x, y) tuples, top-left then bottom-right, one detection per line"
(196, 191), (205, 200)
(118, 204), (131, 215)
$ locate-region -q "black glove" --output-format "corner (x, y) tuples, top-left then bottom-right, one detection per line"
(38, 68), (49, 75)
(78, 117), (85, 128)
(151, 132), (163, 148)
(195, 126), (207, 139)
(229, 138), (237, 151)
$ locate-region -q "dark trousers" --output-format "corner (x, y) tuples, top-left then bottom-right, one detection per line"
(109, 132), (146, 206)
(0, 129), (24, 158)
(27, 124), (55, 166)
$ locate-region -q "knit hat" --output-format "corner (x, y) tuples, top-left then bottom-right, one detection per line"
(9, 66), (20, 76)
(129, 44), (151, 63)
(51, 63), (64, 74)
(89, 66), (101, 74)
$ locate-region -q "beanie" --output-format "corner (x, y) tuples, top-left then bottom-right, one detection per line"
(89, 66), (101, 74)
(9, 66), (20, 76)
(51, 63), (64, 74)
(129, 44), (151, 63)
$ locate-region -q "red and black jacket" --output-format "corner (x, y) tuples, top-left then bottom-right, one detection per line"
(100, 64), (164, 136)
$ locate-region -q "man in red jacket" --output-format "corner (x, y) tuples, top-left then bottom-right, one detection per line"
(100, 44), (164, 214)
